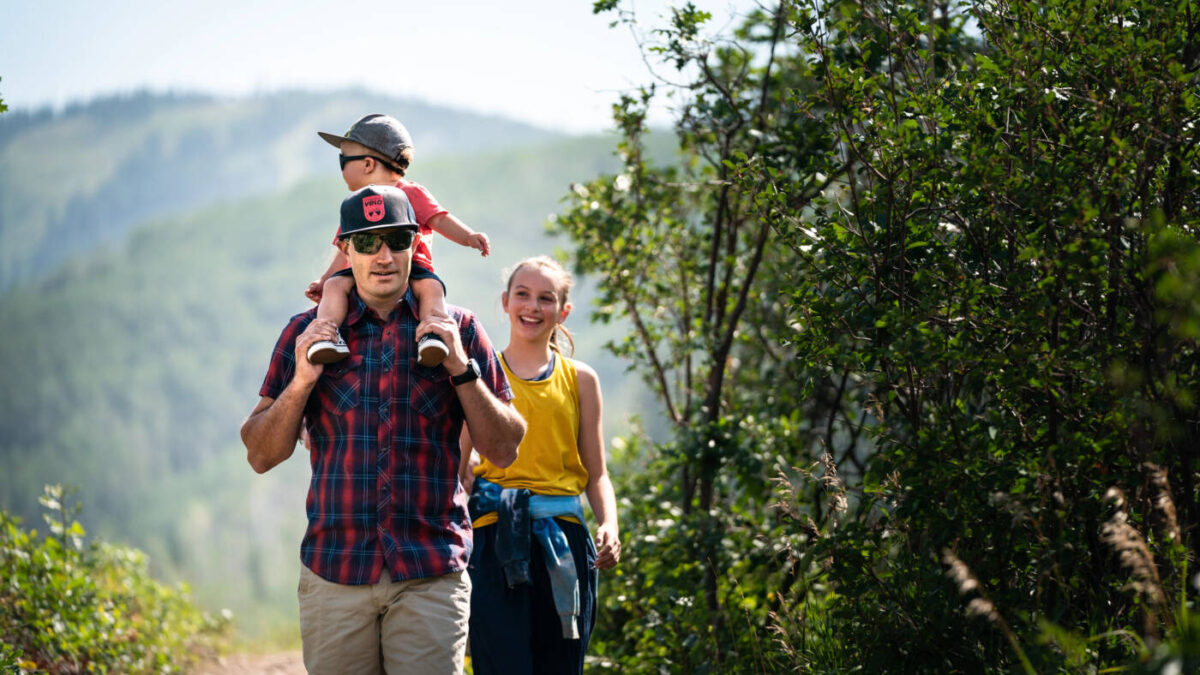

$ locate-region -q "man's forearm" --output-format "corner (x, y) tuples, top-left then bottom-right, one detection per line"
(455, 381), (524, 468)
(242, 380), (314, 473)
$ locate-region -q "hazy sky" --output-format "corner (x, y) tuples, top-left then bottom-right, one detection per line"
(1, 0), (758, 133)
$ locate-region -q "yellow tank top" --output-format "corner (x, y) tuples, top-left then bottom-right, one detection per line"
(472, 352), (589, 527)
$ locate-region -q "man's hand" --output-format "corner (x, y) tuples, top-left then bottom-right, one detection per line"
(466, 232), (491, 257)
(293, 318), (340, 386)
(417, 311), (469, 375)
(305, 279), (324, 304)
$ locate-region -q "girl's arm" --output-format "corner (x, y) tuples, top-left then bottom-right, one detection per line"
(426, 212), (490, 257)
(576, 361), (620, 570)
(458, 426), (480, 493)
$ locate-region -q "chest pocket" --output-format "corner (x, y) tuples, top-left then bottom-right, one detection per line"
(317, 355), (364, 415)
(410, 365), (453, 418)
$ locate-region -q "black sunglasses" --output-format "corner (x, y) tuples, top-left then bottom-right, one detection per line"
(348, 230), (415, 254)
(339, 154), (402, 173)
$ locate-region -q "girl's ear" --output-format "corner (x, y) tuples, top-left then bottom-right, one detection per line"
(501, 291), (510, 314)
(559, 301), (573, 323)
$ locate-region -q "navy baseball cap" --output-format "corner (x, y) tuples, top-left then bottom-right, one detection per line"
(338, 185), (418, 238)
(318, 113), (414, 163)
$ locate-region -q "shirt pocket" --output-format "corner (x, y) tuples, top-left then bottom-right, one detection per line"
(409, 366), (452, 418)
(316, 355), (364, 415)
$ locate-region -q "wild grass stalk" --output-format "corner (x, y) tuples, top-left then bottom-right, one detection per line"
(942, 549), (1037, 675)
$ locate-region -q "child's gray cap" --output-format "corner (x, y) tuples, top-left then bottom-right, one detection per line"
(318, 113), (414, 163)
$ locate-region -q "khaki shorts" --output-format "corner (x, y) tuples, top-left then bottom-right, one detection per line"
(298, 563), (471, 675)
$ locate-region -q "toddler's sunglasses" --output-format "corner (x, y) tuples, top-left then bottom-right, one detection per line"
(339, 154), (403, 174)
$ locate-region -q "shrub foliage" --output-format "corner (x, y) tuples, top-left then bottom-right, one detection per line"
(558, 0), (1200, 671)
(0, 485), (229, 674)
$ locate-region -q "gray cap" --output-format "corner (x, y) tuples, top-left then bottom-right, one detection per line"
(318, 113), (414, 163)
(338, 184), (418, 238)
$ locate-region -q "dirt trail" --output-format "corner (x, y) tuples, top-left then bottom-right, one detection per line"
(194, 651), (305, 674)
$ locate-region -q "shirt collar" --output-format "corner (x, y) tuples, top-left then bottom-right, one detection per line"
(346, 286), (420, 325)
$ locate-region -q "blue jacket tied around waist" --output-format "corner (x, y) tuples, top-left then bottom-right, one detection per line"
(469, 477), (587, 639)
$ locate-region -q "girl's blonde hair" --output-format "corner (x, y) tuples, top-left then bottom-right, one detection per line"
(505, 255), (575, 356)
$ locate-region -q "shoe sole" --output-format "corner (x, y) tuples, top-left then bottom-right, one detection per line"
(417, 341), (449, 367)
(308, 346), (349, 365)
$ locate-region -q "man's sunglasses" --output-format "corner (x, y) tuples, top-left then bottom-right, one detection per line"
(339, 154), (402, 174)
(348, 230), (416, 254)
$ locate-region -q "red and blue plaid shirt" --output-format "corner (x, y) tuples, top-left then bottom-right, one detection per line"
(259, 289), (512, 585)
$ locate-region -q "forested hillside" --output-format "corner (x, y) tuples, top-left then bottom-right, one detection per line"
(0, 89), (555, 290)
(0, 91), (666, 638)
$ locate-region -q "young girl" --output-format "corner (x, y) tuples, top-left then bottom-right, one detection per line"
(460, 256), (621, 674)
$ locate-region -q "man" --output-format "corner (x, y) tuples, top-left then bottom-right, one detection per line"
(242, 184), (524, 674)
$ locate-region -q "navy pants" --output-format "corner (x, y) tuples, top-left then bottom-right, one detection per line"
(468, 519), (598, 675)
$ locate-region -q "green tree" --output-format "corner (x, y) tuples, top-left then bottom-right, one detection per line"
(771, 0), (1200, 670)
(560, 0), (1200, 671)
(556, 3), (849, 670)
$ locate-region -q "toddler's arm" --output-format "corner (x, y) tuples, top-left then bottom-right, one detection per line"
(306, 249), (350, 303)
(427, 212), (490, 257)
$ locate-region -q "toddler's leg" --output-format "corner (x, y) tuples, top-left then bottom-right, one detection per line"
(413, 277), (449, 367)
(308, 275), (354, 364)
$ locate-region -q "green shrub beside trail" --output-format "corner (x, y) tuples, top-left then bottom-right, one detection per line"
(0, 486), (230, 673)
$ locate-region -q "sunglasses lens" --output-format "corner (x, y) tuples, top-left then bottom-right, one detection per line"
(350, 231), (413, 254)
(350, 233), (382, 254)
(382, 230), (414, 251)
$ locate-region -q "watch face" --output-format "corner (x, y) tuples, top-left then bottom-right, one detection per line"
(453, 358), (481, 384)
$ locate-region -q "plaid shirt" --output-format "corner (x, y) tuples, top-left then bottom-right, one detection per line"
(258, 289), (512, 585)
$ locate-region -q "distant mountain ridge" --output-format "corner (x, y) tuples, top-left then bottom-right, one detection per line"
(0, 89), (559, 290)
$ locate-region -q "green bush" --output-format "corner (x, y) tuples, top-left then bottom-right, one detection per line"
(567, 0), (1199, 671)
(0, 485), (230, 673)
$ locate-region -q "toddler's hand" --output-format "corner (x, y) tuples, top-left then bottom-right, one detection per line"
(305, 279), (323, 304)
(467, 232), (491, 257)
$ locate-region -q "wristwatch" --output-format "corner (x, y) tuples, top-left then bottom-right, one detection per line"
(450, 358), (481, 386)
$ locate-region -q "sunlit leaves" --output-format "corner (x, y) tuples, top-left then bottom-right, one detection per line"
(0, 486), (230, 672)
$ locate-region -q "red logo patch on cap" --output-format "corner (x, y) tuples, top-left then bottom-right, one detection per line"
(363, 195), (386, 222)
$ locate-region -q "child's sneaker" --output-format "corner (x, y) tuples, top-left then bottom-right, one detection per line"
(308, 332), (350, 364)
(417, 334), (449, 367)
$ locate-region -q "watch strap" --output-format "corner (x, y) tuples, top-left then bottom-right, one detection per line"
(450, 358), (481, 385)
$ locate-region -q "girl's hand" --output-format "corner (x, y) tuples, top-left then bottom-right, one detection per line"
(593, 523), (621, 570)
